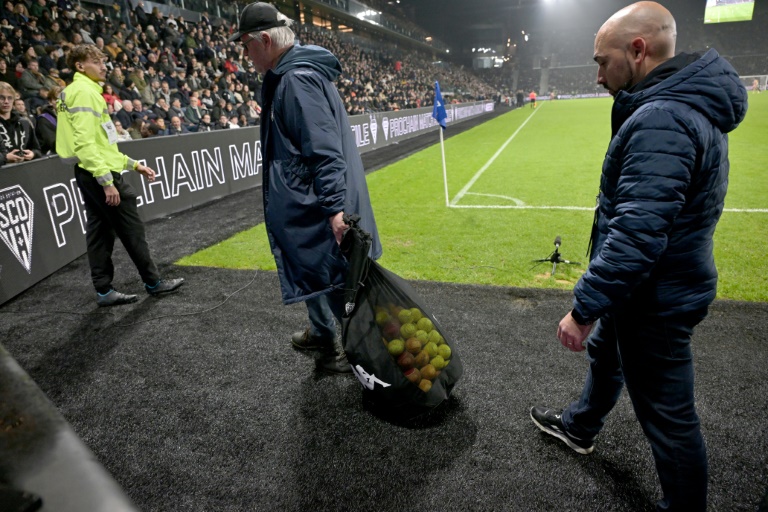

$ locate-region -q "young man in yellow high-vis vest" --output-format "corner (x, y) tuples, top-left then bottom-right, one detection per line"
(57, 44), (184, 306)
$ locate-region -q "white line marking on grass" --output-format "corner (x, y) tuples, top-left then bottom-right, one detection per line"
(447, 205), (768, 212)
(465, 192), (525, 206)
(450, 106), (542, 207)
(449, 204), (594, 210)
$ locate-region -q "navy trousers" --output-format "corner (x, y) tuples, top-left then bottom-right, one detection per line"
(304, 289), (345, 341)
(561, 309), (708, 511)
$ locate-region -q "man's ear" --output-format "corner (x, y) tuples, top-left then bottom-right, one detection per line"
(630, 37), (647, 63)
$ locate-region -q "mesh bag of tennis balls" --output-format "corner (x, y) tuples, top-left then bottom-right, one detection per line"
(341, 259), (463, 421)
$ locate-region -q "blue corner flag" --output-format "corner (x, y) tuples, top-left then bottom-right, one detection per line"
(432, 81), (447, 129)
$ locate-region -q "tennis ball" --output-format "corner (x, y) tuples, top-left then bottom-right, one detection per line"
(405, 337), (422, 355)
(414, 350), (430, 368)
(405, 368), (421, 384)
(416, 317), (433, 332)
(421, 364), (438, 380)
(424, 341), (439, 358)
(415, 330), (429, 346)
(397, 351), (415, 370)
(397, 309), (412, 324)
(400, 322), (417, 339)
(387, 338), (405, 356)
(427, 330), (443, 345)
(375, 311), (390, 326)
(382, 319), (401, 340)
(418, 379), (432, 392)
(438, 344), (451, 360)
(430, 355), (446, 370)
(409, 308), (423, 322)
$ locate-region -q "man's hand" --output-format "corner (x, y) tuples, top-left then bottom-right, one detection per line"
(21, 149), (35, 161)
(104, 184), (120, 206)
(136, 163), (156, 182)
(5, 149), (24, 163)
(329, 211), (348, 245)
(557, 311), (593, 352)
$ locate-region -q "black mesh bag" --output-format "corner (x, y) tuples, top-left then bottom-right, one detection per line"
(340, 216), (463, 421)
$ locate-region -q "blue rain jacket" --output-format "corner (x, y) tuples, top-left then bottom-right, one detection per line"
(260, 44), (382, 304)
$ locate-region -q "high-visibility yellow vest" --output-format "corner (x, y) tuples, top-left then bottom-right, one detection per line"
(56, 72), (138, 187)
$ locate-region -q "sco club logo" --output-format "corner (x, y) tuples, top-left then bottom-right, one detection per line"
(0, 185), (34, 273)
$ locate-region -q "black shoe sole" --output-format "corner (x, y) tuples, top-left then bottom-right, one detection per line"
(147, 282), (184, 296)
(97, 297), (138, 307)
(292, 340), (335, 351)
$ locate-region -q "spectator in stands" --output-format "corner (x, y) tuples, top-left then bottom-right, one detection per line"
(0, 57), (17, 88)
(237, 98), (260, 125)
(155, 80), (172, 104)
(152, 97), (170, 122)
(47, 67), (66, 88)
(0, 41), (14, 68)
(232, 2), (381, 374)
(13, 98), (34, 129)
(0, 81), (41, 166)
(29, 0), (50, 20)
(102, 83), (120, 109)
(127, 117), (144, 139)
(56, 44), (183, 306)
(154, 117), (169, 135)
(214, 113), (229, 130)
(132, 98), (155, 121)
(196, 113), (214, 132)
(19, 58), (46, 99)
(168, 97), (185, 119)
(168, 115), (188, 134)
(530, 3), (748, 511)
(35, 85), (60, 154)
(184, 95), (205, 126)
(113, 119), (132, 141)
(134, 0), (148, 28)
(114, 99), (134, 128)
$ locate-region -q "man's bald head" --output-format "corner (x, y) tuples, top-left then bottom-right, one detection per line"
(598, 2), (676, 61)
(593, 1), (677, 96)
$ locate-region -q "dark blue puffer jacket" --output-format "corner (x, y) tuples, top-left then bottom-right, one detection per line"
(573, 49), (748, 322)
(260, 44), (382, 305)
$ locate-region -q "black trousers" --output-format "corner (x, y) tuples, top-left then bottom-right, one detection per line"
(75, 166), (160, 294)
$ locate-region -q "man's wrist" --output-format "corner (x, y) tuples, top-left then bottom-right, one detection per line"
(571, 309), (593, 326)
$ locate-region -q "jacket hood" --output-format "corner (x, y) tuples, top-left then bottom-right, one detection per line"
(614, 49), (747, 134)
(272, 44), (342, 81)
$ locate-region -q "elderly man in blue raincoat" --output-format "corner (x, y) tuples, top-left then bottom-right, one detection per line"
(231, 2), (382, 374)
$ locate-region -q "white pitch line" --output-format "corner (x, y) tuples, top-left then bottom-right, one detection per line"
(449, 105), (542, 206)
(447, 205), (768, 213)
(449, 204), (594, 210)
(465, 192), (525, 206)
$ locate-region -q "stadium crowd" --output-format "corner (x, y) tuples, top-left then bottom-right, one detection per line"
(0, 0), (763, 166)
(0, 0), (500, 165)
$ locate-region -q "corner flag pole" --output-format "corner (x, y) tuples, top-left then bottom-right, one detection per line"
(432, 81), (449, 207)
(439, 126), (448, 207)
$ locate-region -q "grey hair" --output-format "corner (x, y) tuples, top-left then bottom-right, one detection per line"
(253, 12), (295, 48)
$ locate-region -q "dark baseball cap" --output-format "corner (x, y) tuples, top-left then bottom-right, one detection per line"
(228, 2), (286, 43)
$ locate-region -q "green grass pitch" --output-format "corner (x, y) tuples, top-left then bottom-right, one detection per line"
(177, 93), (768, 302)
(704, 2), (755, 23)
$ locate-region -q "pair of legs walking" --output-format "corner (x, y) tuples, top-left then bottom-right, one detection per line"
(292, 290), (350, 374)
(537, 309), (708, 511)
(76, 167), (183, 305)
